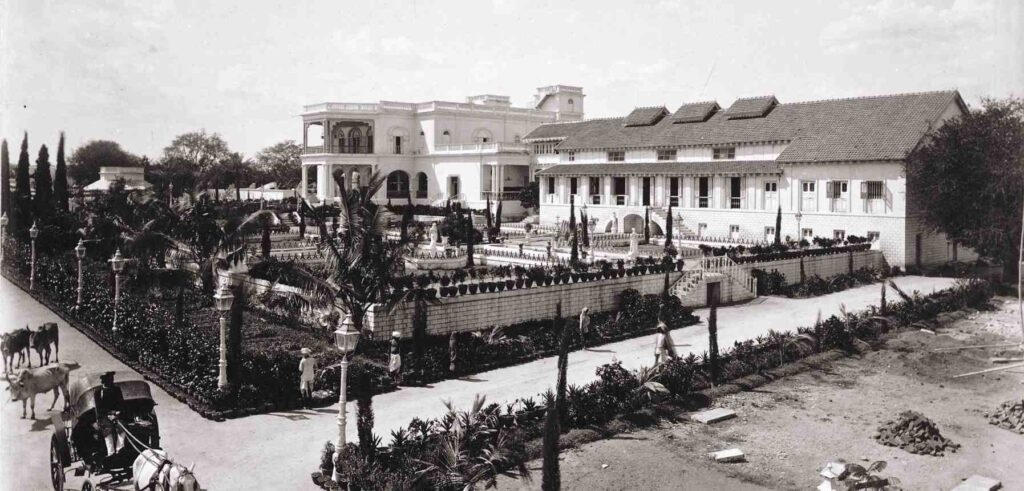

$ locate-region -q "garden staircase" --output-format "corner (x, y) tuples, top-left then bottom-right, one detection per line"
(669, 255), (758, 307)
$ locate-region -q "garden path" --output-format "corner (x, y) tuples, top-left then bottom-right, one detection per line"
(0, 275), (956, 490)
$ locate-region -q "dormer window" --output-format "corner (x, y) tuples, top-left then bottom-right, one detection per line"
(712, 147), (735, 160)
(568, 151), (576, 161)
(608, 150), (625, 162)
(657, 149), (677, 161)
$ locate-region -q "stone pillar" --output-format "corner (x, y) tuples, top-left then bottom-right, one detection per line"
(317, 164), (330, 201)
(300, 165), (308, 200)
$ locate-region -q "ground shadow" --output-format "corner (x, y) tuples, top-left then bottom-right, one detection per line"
(267, 410), (312, 421)
(584, 348), (615, 353)
(458, 376), (487, 383)
(31, 416), (53, 432)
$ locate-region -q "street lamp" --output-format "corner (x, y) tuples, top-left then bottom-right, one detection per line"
(0, 213), (8, 264)
(332, 313), (361, 485)
(29, 222), (39, 290)
(74, 239), (86, 309)
(794, 211), (803, 247)
(213, 279), (235, 388)
(109, 249), (126, 333)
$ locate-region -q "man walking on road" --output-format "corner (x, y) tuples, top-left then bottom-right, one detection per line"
(579, 307), (591, 350)
(299, 348), (316, 409)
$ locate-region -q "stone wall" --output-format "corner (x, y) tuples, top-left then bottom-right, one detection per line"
(736, 249), (885, 286)
(365, 271), (684, 339)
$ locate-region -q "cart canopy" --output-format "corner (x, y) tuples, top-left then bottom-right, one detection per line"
(68, 371), (154, 416)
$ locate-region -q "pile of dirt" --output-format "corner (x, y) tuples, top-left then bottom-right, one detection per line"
(874, 410), (960, 456)
(987, 399), (1024, 434)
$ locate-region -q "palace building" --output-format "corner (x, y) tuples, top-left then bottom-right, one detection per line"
(299, 85), (584, 217)
(524, 90), (976, 268)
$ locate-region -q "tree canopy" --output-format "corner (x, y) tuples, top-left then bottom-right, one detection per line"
(68, 140), (142, 185)
(255, 140), (302, 188)
(905, 97), (1024, 275)
(161, 130), (231, 173)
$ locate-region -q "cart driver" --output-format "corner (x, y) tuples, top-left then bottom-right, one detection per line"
(94, 371), (126, 460)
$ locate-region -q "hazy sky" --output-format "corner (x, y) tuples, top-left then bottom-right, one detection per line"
(1, 0), (1021, 159)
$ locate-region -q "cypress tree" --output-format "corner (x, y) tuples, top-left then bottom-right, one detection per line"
(485, 195), (493, 236)
(355, 370), (377, 462)
(33, 144), (54, 220)
(568, 196), (578, 266)
(643, 206), (650, 244)
(708, 299), (720, 384)
(54, 132), (69, 213)
(664, 203), (673, 252)
(13, 133), (32, 237)
(541, 390), (561, 491)
(580, 207), (590, 248)
(1, 140), (10, 224)
(464, 208), (475, 267)
(774, 206), (782, 245)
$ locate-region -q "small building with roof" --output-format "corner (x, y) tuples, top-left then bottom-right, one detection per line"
(83, 166), (153, 194)
(525, 90), (976, 268)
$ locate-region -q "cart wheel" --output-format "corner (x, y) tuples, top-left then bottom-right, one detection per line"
(49, 433), (67, 491)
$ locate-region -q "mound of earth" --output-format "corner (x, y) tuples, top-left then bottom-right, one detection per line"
(874, 410), (960, 456)
(987, 399), (1024, 434)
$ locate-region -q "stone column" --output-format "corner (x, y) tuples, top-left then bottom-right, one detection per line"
(300, 165), (308, 200)
(317, 164), (330, 201)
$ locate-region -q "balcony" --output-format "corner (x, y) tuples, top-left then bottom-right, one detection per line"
(433, 142), (529, 155)
(302, 144), (373, 155)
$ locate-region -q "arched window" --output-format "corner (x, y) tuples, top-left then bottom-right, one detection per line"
(472, 128), (493, 144)
(568, 98), (575, 111)
(416, 172), (428, 199)
(332, 125), (346, 152)
(389, 127), (410, 154)
(349, 128), (362, 153)
(442, 130), (451, 145)
(386, 171), (410, 198)
(365, 127), (373, 153)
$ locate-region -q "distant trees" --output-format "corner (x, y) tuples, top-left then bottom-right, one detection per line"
(161, 130), (231, 173)
(906, 97), (1024, 278)
(32, 145), (53, 219)
(254, 140), (302, 188)
(68, 140), (142, 185)
(518, 180), (539, 211)
(13, 133), (32, 238)
(54, 133), (69, 213)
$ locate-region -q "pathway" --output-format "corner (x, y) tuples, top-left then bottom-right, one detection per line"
(0, 275), (956, 490)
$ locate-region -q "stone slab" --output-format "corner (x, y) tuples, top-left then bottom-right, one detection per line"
(951, 475), (1002, 491)
(691, 408), (737, 424)
(709, 448), (745, 463)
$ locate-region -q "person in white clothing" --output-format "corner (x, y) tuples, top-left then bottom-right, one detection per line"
(299, 348), (316, 408)
(654, 321), (678, 365)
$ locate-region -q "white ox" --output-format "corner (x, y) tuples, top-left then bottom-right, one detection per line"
(4, 361), (79, 419)
(132, 449), (201, 491)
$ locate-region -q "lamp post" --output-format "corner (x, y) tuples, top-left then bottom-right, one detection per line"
(0, 213), (8, 264)
(74, 239), (86, 309)
(332, 313), (360, 485)
(109, 249), (126, 333)
(795, 211), (803, 247)
(213, 280), (235, 388)
(29, 221), (39, 290)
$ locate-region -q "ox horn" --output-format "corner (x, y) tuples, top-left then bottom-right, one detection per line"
(189, 462), (196, 473)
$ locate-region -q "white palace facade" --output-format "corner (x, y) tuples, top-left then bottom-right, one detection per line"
(300, 85), (584, 216)
(525, 90), (977, 269)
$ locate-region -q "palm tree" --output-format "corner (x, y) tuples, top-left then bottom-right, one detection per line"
(301, 171), (413, 334)
(414, 395), (531, 490)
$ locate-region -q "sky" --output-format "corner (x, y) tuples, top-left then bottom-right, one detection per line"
(1, 0), (1021, 159)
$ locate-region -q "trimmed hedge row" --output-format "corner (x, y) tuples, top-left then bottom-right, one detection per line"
(314, 278), (994, 489)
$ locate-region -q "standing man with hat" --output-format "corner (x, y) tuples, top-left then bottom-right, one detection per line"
(579, 307), (592, 350)
(389, 331), (402, 385)
(299, 348), (316, 408)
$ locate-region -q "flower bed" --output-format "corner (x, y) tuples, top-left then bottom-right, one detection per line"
(312, 278), (994, 489)
(0, 240), (392, 420)
(751, 265), (887, 298)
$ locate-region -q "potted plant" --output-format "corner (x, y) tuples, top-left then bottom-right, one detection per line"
(505, 278), (516, 290)
(440, 275), (451, 288)
(468, 283), (479, 294)
(571, 272), (580, 283)
(424, 287), (437, 299)
(458, 283), (468, 295)
(496, 281), (506, 292)
(544, 274), (553, 286)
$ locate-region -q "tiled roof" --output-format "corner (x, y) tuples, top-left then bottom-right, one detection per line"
(536, 161), (782, 176)
(623, 106), (669, 127)
(671, 101), (720, 123)
(724, 95), (779, 120)
(523, 91), (964, 162)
